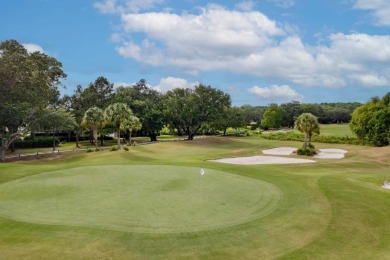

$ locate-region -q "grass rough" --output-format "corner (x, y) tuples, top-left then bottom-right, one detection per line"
(0, 136), (389, 259)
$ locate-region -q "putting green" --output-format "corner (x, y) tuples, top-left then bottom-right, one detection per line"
(0, 165), (282, 233)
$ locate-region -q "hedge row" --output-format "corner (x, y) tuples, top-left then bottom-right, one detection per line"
(14, 136), (60, 148)
(261, 132), (366, 145)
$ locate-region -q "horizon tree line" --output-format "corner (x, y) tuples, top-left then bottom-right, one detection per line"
(1, 39), (387, 160)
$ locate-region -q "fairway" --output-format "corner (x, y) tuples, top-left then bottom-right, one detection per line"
(0, 165), (282, 233)
(0, 137), (389, 259)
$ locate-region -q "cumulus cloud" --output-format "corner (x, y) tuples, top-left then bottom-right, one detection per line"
(102, 3), (390, 89)
(23, 43), (44, 53)
(154, 77), (198, 93)
(353, 0), (390, 26)
(249, 85), (304, 102)
(117, 5), (284, 69)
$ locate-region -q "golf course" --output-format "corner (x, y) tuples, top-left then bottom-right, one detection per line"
(0, 136), (389, 259)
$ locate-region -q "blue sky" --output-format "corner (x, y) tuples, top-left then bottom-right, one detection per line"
(1, 0), (390, 106)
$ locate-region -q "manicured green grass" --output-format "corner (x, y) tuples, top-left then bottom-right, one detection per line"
(0, 165), (281, 233)
(0, 136), (389, 259)
(319, 123), (356, 137)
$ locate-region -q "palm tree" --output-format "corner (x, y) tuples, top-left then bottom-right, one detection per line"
(104, 103), (133, 149)
(121, 115), (142, 145)
(81, 106), (105, 148)
(294, 113), (320, 149)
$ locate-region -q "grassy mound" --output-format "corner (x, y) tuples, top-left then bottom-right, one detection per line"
(0, 165), (282, 233)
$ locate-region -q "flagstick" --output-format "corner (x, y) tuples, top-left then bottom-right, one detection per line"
(200, 172), (202, 203)
(199, 168), (205, 204)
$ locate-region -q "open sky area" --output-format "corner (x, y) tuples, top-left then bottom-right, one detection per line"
(1, 0), (390, 106)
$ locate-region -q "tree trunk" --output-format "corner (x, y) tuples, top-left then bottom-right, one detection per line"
(9, 127), (16, 153)
(187, 125), (202, 140)
(304, 132), (309, 149)
(223, 127), (227, 136)
(93, 128), (98, 149)
(117, 127), (121, 149)
(149, 132), (158, 142)
(76, 132), (79, 148)
(52, 128), (56, 152)
(89, 128), (93, 144)
(124, 129), (129, 145)
(100, 134), (104, 146)
(0, 147), (5, 162)
(1, 133), (22, 161)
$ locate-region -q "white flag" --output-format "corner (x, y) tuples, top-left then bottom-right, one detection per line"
(200, 168), (205, 176)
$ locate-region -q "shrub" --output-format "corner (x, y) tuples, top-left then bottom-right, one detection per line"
(123, 146), (129, 151)
(14, 136), (60, 148)
(95, 148), (101, 152)
(235, 130), (250, 137)
(261, 132), (365, 145)
(87, 149), (93, 153)
(110, 145), (118, 151)
(297, 145), (317, 156)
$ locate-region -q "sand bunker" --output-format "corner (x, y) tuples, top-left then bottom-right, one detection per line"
(209, 156), (315, 165)
(263, 147), (347, 159)
(210, 147), (348, 165)
(314, 149), (347, 159)
(262, 147), (297, 155)
(382, 181), (390, 190)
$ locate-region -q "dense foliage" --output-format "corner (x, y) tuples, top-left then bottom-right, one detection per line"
(261, 131), (363, 145)
(242, 101), (361, 131)
(115, 79), (164, 141)
(0, 37), (379, 158)
(261, 104), (284, 130)
(14, 136), (60, 148)
(163, 84), (231, 140)
(0, 40), (66, 160)
(350, 93), (390, 146)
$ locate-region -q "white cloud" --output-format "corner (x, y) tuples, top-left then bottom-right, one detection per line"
(104, 4), (390, 89)
(353, 0), (390, 26)
(249, 85), (304, 102)
(22, 43), (44, 53)
(94, 0), (119, 14)
(349, 73), (389, 86)
(94, 0), (164, 14)
(117, 39), (163, 65)
(268, 0), (295, 8)
(154, 77), (198, 93)
(124, 0), (164, 13)
(235, 0), (255, 11)
(113, 82), (134, 89)
(117, 5), (284, 70)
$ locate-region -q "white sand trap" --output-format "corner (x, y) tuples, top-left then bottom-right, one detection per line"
(209, 156), (315, 165)
(382, 181), (390, 190)
(262, 147), (297, 156)
(314, 149), (347, 159)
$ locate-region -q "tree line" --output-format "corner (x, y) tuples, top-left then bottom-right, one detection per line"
(0, 40), (237, 160)
(241, 101), (361, 130)
(1, 39), (388, 160)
